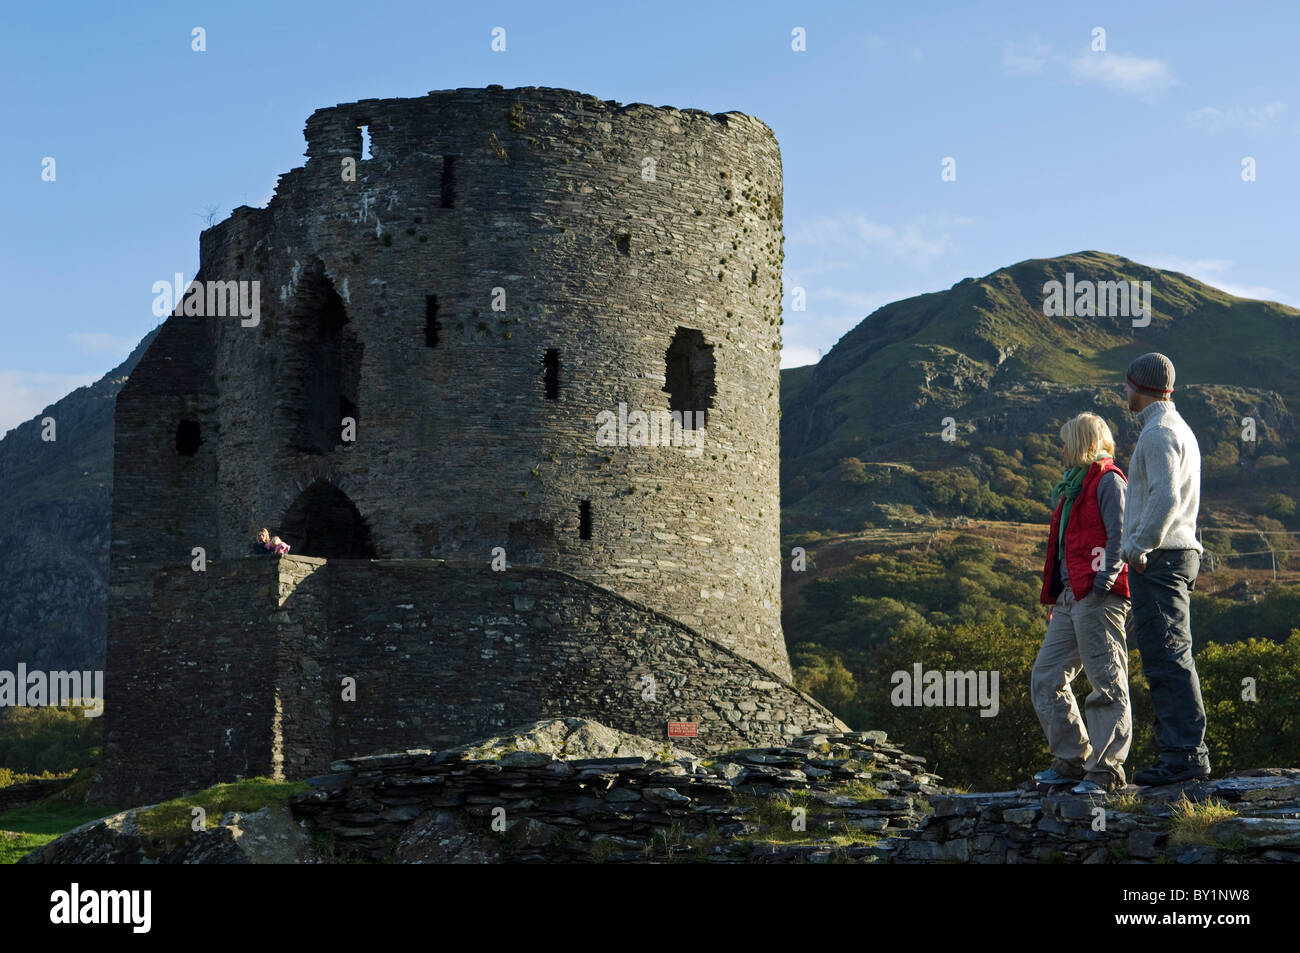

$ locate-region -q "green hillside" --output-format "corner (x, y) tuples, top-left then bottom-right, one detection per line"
(781, 251), (1300, 536)
(0, 328), (160, 673)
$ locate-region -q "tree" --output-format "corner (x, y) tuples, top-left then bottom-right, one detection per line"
(1263, 493), (1296, 520)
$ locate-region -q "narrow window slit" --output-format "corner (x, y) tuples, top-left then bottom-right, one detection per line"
(425, 295), (439, 347)
(440, 156), (457, 208)
(578, 500), (592, 540)
(543, 348), (559, 400)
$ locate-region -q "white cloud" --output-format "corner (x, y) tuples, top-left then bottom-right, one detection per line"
(1186, 101), (1287, 131)
(1003, 39), (1050, 74)
(1062, 51), (1176, 102)
(780, 345), (822, 368)
(1140, 254), (1294, 306)
(808, 287), (907, 315)
(1211, 281), (1287, 302)
(779, 286), (930, 372)
(781, 214), (971, 365)
(1004, 38), (1176, 102)
(788, 214), (957, 263)
(0, 370), (99, 438)
(67, 332), (139, 355)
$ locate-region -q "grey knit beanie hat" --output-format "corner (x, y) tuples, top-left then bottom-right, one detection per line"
(1126, 352), (1175, 397)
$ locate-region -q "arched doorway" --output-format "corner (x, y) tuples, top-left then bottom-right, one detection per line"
(280, 481), (377, 558)
(283, 260), (362, 456)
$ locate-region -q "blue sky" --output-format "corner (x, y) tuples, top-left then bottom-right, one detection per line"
(4, 0), (1298, 434)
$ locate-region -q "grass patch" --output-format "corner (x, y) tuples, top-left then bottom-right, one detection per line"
(1109, 791), (1145, 813)
(588, 836), (615, 864)
(827, 829), (880, 847)
(0, 769), (122, 864)
(309, 829), (371, 864)
(134, 778), (310, 858)
(833, 778), (885, 801)
(1168, 793), (1238, 847)
(643, 820), (689, 862)
(736, 790), (831, 844)
(0, 831), (56, 864)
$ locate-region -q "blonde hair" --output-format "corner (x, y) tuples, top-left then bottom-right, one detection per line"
(257, 527), (270, 542)
(1060, 413), (1115, 467)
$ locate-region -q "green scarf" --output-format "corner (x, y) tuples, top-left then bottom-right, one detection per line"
(1052, 453), (1110, 561)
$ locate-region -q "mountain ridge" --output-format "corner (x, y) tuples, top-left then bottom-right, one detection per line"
(0, 327), (160, 673)
(781, 251), (1299, 534)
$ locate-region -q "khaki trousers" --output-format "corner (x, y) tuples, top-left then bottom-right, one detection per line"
(1031, 586), (1133, 783)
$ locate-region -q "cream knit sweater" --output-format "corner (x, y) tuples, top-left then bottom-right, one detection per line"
(1121, 400), (1203, 563)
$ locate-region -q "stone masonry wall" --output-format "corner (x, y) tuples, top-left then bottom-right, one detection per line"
(96, 555), (840, 805)
(110, 85), (789, 679)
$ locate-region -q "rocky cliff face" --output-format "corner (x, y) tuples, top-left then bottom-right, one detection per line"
(0, 329), (158, 674)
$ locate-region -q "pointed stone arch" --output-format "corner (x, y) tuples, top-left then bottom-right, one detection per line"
(282, 259), (362, 455)
(279, 480), (377, 558)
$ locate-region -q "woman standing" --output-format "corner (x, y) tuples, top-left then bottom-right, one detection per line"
(1031, 412), (1133, 794)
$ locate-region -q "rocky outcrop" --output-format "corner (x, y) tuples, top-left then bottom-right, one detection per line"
(439, 718), (693, 763)
(893, 769), (1300, 864)
(21, 719), (1300, 864)
(24, 719), (944, 864)
(17, 804), (313, 865)
(293, 721), (944, 863)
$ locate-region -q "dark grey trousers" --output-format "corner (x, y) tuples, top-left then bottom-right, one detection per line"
(1129, 548), (1210, 767)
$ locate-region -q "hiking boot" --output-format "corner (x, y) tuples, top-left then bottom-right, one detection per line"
(1033, 759), (1085, 785)
(1133, 761), (1210, 786)
(1071, 780), (1107, 795)
(1073, 772), (1123, 795)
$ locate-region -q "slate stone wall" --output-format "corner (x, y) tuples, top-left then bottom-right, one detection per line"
(108, 85), (788, 680)
(96, 556), (838, 805)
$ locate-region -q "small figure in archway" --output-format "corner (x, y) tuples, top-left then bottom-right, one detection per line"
(253, 527), (291, 556)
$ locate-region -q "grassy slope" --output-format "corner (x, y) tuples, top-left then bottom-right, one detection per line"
(0, 774), (309, 864)
(782, 251), (1300, 476)
(0, 772), (119, 864)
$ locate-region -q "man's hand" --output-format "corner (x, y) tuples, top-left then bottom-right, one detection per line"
(1129, 553), (1148, 574)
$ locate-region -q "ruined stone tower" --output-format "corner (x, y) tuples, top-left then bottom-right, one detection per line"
(98, 86), (836, 805)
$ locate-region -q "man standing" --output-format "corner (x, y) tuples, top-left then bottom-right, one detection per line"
(1121, 352), (1210, 784)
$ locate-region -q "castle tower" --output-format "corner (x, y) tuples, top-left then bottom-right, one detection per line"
(98, 87), (824, 804)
